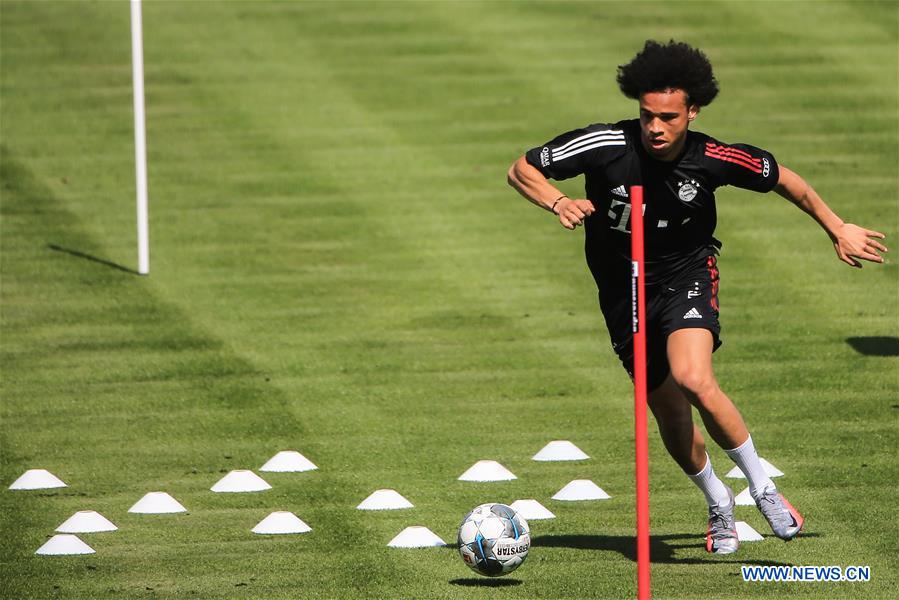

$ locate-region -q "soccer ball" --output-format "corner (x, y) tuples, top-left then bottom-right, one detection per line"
(457, 503), (530, 577)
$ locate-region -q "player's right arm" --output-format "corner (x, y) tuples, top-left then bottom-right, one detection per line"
(508, 123), (626, 230)
(507, 156), (594, 230)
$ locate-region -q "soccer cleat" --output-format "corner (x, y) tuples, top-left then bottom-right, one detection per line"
(754, 487), (804, 541)
(706, 487), (739, 554)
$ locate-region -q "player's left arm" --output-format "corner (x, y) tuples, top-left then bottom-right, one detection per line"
(774, 166), (888, 268)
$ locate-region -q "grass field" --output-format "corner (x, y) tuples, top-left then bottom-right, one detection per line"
(1, 1), (897, 598)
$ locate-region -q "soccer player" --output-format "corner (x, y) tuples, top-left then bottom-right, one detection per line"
(507, 40), (887, 554)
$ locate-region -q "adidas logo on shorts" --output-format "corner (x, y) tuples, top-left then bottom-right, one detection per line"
(683, 308), (703, 319)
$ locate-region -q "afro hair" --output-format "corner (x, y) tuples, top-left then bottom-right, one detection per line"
(617, 40), (719, 107)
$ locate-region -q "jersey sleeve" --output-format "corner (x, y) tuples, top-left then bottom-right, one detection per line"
(524, 124), (626, 181)
(702, 139), (779, 192)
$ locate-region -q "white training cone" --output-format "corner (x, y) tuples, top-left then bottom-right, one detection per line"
(458, 460), (516, 482)
(736, 521), (765, 542)
(9, 469), (67, 490)
(357, 489), (414, 510)
(252, 511), (312, 534)
(760, 458), (785, 477)
(387, 526), (446, 548)
(510, 499), (556, 520)
(725, 458), (784, 479)
(260, 450), (317, 472)
(56, 511), (118, 533)
(35, 534), (95, 555)
(735, 487), (755, 506)
(211, 470), (271, 493)
(552, 479), (611, 501)
(532, 440), (590, 461)
(128, 492), (188, 514)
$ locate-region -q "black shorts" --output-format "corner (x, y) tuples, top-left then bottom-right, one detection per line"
(599, 254), (721, 392)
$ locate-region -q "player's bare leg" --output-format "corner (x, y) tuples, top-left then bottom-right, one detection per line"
(647, 375), (705, 473)
(667, 328), (804, 540)
(648, 373), (737, 553)
(666, 328), (748, 448)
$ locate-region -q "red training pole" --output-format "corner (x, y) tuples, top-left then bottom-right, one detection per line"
(630, 185), (651, 600)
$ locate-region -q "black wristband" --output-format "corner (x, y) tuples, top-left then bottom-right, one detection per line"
(551, 195), (568, 214)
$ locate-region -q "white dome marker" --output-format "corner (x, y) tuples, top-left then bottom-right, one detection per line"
(128, 492), (188, 514)
(552, 479), (611, 501)
(510, 499), (556, 520)
(734, 487), (755, 506)
(387, 526), (446, 548)
(252, 511), (312, 534)
(357, 489), (414, 510)
(9, 469), (67, 490)
(56, 511), (118, 533)
(36, 534), (95, 555)
(260, 451), (317, 472)
(532, 440), (590, 461)
(725, 458), (784, 479)
(211, 470), (271, 493)
(458, 460), (516, 482)
(736, 521), (764, 542)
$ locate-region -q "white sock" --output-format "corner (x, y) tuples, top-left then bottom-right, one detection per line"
(687, 453), (731, 508)
(724, 435), (775, 498)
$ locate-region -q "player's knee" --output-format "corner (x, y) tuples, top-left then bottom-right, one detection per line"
(670, 367), (718, 405)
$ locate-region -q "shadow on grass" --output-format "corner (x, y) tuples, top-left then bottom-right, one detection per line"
(532, 533), (805, 566)
(449, 578), (522, 587)
(846, 336), (899, 357)
(48, 244), (141, 275)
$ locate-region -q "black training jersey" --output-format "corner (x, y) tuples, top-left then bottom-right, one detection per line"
(524, 119), (779, 289)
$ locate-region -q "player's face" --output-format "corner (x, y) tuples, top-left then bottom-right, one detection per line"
(638, 89), (698, 161)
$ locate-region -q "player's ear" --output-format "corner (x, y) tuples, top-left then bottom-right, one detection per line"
(687, 105), (700, 122)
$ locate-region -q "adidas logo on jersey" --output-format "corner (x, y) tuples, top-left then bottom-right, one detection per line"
(683, 308), (703, 319)
(611, 185), (628, 197)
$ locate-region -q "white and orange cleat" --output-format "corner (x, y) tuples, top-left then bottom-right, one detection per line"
(754, 487), (804, 540)
(706, 487), (739, 554)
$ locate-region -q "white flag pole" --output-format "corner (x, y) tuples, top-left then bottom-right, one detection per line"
(131, 0), (149, 275)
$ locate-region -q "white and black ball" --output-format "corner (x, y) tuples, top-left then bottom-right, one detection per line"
(457, 503), (530, 577)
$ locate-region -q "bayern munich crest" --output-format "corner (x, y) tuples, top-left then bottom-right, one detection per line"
(677, 179), (699, 202)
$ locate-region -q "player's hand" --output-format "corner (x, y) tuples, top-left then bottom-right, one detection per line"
(554, 198), (595, 230)
(833, 223), (887, 268)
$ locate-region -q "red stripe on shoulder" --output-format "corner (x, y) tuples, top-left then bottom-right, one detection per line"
(705, 142), (761, 166)
(705, 147), (760, 166)
(705, 149), (763, 173)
